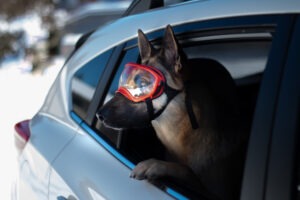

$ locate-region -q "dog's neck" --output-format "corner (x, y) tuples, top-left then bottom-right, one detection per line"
(151, 84), (237, 171)
(151, 91), (217, 166)
(151, 92), (187, 159)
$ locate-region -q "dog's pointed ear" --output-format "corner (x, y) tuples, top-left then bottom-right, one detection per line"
(138, 29), (154, 62)
(162, 25), (182, 74)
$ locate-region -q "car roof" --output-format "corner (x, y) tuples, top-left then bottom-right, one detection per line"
(65, 0), (300, 75)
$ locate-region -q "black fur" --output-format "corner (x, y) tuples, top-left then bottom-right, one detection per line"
(97, 93), (151, 129)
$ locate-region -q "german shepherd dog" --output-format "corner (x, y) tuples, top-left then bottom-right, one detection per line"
(97, 25), (248, 200)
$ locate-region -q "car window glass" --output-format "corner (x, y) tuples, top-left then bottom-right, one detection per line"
(71, 49), (113, 119)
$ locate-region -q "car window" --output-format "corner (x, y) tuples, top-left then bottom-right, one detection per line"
(71, 49), (113, 119)
(90, 25), (274, 198)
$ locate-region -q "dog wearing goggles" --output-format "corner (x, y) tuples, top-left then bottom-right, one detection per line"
(97, 25), (247, 200)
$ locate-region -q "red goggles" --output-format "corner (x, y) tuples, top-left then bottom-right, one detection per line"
(116, 62), (165, 102)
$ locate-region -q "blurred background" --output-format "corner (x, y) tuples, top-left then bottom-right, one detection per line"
(0, 0), (188, 198)
(0, 0), (134, 74)
(0, 0), (132, 199)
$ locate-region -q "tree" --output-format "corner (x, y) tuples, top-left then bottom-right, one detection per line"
(0, 0), (57, 66)
(0, 0), (54, 20)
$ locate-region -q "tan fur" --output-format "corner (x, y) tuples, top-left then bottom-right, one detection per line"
(152, 82), (224, 170)
(151, 86), (243, 199)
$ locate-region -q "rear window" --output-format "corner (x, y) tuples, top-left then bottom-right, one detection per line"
(71, 49), (113, 119)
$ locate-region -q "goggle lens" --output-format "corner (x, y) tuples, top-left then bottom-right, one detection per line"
(119, 65), (156, 98)
(117, 63), (165, 102)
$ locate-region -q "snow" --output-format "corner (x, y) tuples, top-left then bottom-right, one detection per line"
(0, 11), (63, 199)
(0, 62), (60, 200)
(0, 13), (49, 47)
(0, 14), (63, 193)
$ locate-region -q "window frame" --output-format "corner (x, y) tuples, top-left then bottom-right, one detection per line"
(71, 47), (115, 120)
(70, 14), (297, 200)
(85, 44), (126, 124)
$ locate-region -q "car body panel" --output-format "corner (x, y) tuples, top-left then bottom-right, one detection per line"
(40, 66), (75, 125)
(15, 113), (79, 200)
(49, 126), (174, 200)
(14, 0), (300, 200)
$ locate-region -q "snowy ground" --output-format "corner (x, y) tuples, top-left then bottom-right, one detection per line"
(0, 63), (61, 199)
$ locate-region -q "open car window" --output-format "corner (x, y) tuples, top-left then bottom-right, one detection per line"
(90, 24), (274, 199)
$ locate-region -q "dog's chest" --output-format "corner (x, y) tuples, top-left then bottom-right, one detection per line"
(151, 94), (190, 161)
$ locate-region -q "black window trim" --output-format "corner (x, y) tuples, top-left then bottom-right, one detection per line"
(85, 44), (126, 125)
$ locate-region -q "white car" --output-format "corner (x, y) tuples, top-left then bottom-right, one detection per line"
(12, 0), (300, 199)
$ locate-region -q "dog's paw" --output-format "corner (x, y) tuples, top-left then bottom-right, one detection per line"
(130, 159), (169, 180)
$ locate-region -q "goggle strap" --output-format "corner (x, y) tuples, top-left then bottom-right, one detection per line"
(165, 84), (181, 100)
(184, 82), (199, 129)
(152, 84), (181, 119)
(145, 98), (154, 119)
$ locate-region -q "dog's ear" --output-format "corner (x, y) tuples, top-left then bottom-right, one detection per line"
(138, 29), (154, 62)
(162, 25), (182, 74)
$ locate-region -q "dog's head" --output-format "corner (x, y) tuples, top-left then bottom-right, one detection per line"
(97, 25), (186, 130)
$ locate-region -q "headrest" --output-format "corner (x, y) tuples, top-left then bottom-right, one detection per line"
(187, 58), (239, 115)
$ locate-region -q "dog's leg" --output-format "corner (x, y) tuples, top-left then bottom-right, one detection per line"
(130, 159), (219, 199)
